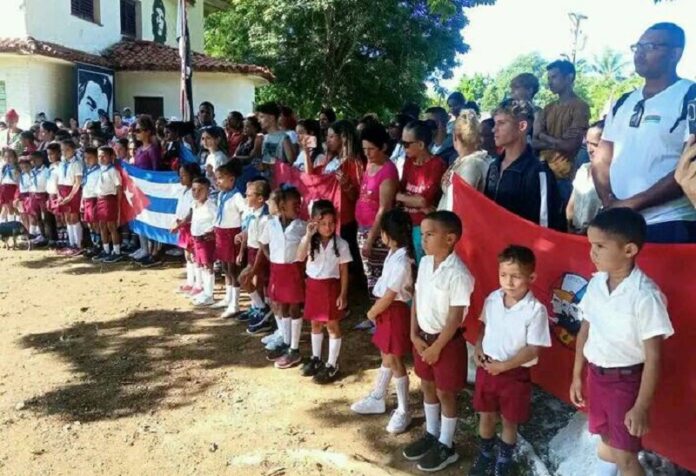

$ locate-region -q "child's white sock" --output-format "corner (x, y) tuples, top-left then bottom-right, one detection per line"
(290, 318), (302, 350)
(424, 402), (441, 437)
(394, 375), (409, 413)
(249, 291), (264, 309)
(224, 284), (233, 303)
(203, 271), (214, 297)
(311, 332), (323, 359)
(281, 317), (291, 345)
(103, 244), (110, 253)
(230, 287), (240, 311)
(439, 415), (457, 448)
(113, 244), (120, 254)
(194, 266), (203, 289)
(596, 460), (619, 476)
(66, 225), (75, 246)
(185, 262), (195, 286)
(73, 224), (83, 248)
(371, 366), (392, 400)
(327, 337), (341, 367)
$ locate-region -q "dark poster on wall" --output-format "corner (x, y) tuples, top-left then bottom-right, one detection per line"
(75, 63), (115, 126)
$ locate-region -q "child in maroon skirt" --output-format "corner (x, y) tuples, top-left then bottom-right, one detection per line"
(81, 147), (101, 254)
(28, 152), (49, 245)
(237, 180), (272, 324)
(57, 140), (84, 255)
(190, 177), (218, 306)
(570, 209), (674, 476)
(351, 208), (415, 434)
(14, 156), (32, 235)
(92, 147), (124, 263)
(171, 163), (201, 294)
(259, 186), (307, 369)
(0, 148), (19, 222)
(213, 161), (246, 317)
(296, 200), (352, 384)
(471, 246), (551, 476)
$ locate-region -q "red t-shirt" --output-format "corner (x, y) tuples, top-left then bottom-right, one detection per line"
(400, 156), (447, 225)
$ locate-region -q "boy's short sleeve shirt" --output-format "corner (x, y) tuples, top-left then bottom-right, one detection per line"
(578, 267), (674, 367)
(95, 167), (122, 197)
(480, 289), (551, 367)
(415, 253), (474, 334)
(58, 158), (83, 186)
(246, 209), (269, 249)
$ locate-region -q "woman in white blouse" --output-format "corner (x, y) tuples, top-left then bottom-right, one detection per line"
(438, 109), (493, 211)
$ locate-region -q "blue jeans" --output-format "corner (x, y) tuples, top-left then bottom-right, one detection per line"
(646, 220), (696, 244)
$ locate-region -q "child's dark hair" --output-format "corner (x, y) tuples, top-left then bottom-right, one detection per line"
(498, 245), (536, 275)
(29, 151), (44, 161)
(380, 208), (417, 275)
(180, 162), (202, 180)
(256, 102), (281, 118)
(56, 130), (72, 141)
(60, 139), (76, 149)
(47, 142), (61, 153)
(117, 138), (129, 150)
(20, 130), (35, 142)
(193, 176), (211, 188)
(424, 210), (463, 240)
(98, 146), (115, 158)
(248, 179), (271, 199)
(309, 200), (339, 260)
(277, 184), (301, 203)
(84, 146), (98, 158)
(589, 208), (647, 250)
(217, 159), (243, 179)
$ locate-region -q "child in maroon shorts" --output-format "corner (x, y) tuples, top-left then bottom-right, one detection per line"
(80, 147), (101, 253)
(351, 208), (415, 434)
(296, 200), (351, 383)
(92, 147), (123, 263)
(470, 245), (551, 476)
(571, 208), (673, 476)
(57, 139), (84, 255)
(403, 211), (474, 473)
(189, 177), (218, 306)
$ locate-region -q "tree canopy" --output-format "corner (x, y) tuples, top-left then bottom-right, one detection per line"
(205, 0), (494, 118)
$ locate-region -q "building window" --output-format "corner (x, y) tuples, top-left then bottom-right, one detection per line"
(0, 81), (6, 117)
(71, 0), (98, 23)
(134, 97), (164, 119)
(120, 0), (139, 38)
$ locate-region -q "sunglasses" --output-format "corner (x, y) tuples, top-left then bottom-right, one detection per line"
(401, 140), (417, 148)
(629, 99), (645, 128)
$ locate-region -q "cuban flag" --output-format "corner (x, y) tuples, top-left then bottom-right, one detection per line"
(119, 162), (182, 245)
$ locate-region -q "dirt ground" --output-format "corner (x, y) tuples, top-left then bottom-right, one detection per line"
(0, 248), (481, 476)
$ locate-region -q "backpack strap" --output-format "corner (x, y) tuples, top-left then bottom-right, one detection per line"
(669, 83), (696, 134)
(611, 90), (635, 117)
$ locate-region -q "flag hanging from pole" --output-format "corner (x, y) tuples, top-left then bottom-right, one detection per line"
(177, 0), (194, 122)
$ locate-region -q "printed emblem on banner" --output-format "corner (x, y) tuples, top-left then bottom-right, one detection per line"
(549, 273), (588, 349)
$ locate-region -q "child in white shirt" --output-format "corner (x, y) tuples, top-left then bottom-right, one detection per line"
(93, 146), (123, 262)
(172, 163), (201, 294)
(81, 147), (101, 251)
(190, 177), (218, 306)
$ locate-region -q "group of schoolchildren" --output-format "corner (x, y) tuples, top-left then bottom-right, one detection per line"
(0, 141), (123, 260)
(169, 146), (673, 475)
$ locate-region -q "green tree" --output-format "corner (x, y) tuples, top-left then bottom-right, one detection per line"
(456, 73), (491, 105)
(205, 0), (493, 118)
(590, 48), (629, 81)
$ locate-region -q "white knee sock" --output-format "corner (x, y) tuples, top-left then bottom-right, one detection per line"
(224, 285), (233, 303)
(66, 225), (75, 246)
(73, 224), (83, 248)
(194, 266), (203, 289)
(394, 375), (409, 413)
(249, 291), (264, 309)
(274, 314), (282, 333)
(281, 317), (291, 345)
(113, 243), (121, 254)
(290, 318), (302, 350)
(439, 415), (457, 448)
(424, 402), (441, 437)
(311, 332), (324, 359)
(185, 263), (194, 286)
(203, 271), (214, 297)
(596, 459), (619, 476)
(230, 287), (240, 311)
(103, 243), (110, 253)
(371, 366), (392, 400)
(327, 337), (341, 367)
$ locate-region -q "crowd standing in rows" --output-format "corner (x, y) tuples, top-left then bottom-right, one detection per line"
(1, 21), (694, 476)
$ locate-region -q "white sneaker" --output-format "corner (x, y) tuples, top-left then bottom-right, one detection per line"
(129, 249), (145, 259)
(264, 332), (285, 350)
(220, 306), (238, 319)
(350, 394), (386, 415)
(386, 409), (411, 434)
(262, 329), (281, 345)
(211, 299), (229, 309)
(193, 294), (215, 306)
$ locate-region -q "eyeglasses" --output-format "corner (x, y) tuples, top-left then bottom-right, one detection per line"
(630, 42), (673, 53)
(401, 140), (416, 148)
(629, 99), (645, 128)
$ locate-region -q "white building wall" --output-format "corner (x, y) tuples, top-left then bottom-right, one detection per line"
(115, 71), (258, 119)
(0, 0), (29, 39)
(140, 0), (205, 52)
(24, 0), (122, 54)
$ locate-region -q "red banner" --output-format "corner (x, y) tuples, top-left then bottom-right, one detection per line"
(452, 176), (696, 471)
(273, 163), (342, 222)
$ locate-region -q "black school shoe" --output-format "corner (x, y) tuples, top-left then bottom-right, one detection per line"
(416, 441), (459, 472)
(312, 363), (338, 384)
(468, 451), (495, 476)
(301, 357), (324, 377)
(403, 432), (438, 461)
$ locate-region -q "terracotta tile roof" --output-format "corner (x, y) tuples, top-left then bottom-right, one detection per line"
(0, 37), (273, 82)
(105, 40), (274, 81)
(0, 36), (110, 67)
